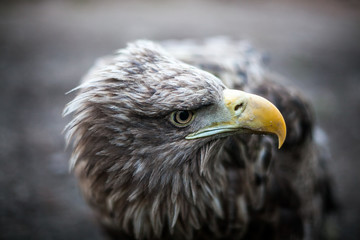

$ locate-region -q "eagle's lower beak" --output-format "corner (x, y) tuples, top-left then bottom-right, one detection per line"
(186, 89), (286, 149)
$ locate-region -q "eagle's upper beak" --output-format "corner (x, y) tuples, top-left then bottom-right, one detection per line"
(186, 89), (286, 149)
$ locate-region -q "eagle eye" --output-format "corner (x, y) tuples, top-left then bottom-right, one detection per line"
(170, 110), (195, 127)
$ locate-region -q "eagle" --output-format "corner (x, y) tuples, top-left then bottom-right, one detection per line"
(63, 38), (336, 240)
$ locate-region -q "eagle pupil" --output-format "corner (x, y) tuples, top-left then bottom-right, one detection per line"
(179, 111), (189, 122)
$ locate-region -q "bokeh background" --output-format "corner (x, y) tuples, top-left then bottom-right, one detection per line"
(1, 0), (359, 239)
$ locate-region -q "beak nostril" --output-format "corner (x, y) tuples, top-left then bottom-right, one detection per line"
(234, 103), (244, 112)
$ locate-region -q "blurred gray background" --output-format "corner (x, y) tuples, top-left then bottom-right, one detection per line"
(0, 0), (359, 239)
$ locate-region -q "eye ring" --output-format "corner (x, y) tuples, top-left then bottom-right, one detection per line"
(170, 110), (195, 127)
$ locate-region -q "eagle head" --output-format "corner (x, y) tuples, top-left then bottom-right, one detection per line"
(63, 40), (286, 239)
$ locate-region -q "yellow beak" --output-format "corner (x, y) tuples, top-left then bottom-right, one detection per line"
(186, 89), (287, 149)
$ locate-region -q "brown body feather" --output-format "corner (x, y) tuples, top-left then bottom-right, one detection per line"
(64, 38), (336, 240)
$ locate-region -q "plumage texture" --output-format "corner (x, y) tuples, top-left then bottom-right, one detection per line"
(63, 38), (336, 240)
